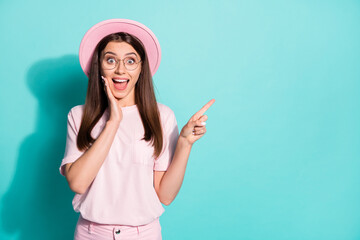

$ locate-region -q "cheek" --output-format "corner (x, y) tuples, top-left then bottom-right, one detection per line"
(133, 69), (142, 82)
(102, 70), (112, 77)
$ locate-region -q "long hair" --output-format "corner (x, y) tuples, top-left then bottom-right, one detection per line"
(77, 32), (163, 159)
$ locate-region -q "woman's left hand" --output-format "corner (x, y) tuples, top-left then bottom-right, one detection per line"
(180, 99), (215, 145)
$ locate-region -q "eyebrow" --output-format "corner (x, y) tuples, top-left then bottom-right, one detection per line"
(103, 51), (138, 57)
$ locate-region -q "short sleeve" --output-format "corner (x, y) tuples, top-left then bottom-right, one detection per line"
(154, 108), (179, 171)
(59, 106), (85, 176)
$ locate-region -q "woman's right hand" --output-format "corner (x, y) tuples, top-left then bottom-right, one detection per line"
(101, 76), (123, 124)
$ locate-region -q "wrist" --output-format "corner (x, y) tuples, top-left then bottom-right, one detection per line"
(178, 135), (193, 148)
(106, 119), (121, 128)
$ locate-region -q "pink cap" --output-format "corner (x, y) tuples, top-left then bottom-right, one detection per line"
(79, 19), (161, 77)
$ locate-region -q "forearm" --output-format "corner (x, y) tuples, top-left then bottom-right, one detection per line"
(66, 120), (119, 194)
(158, 136), (193, 204)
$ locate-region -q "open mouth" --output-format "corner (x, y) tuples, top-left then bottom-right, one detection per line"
(112, 79), (129, 91)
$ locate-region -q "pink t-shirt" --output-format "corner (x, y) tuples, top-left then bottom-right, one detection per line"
(59, 103), (179, 226)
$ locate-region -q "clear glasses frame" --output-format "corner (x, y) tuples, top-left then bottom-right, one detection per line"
(101, 54), (142, 71)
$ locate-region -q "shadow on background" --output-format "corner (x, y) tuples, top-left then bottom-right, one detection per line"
(1, 55), (87, 239)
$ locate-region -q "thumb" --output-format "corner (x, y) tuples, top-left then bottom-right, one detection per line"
(188, 117), (206, 128)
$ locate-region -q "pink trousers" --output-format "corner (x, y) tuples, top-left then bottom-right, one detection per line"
(74, 215), (162, 240)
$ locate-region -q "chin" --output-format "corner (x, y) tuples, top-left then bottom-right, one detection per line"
(113, 92), (127, 100)
(110, 84), (135, 101)
(113, 96), (122, 100)
(110, 87), (124, 96)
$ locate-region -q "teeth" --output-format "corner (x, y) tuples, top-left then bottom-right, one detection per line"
(113, 79), (128, 83)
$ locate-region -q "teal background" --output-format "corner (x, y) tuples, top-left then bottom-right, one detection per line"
(1, 0), (359, 239)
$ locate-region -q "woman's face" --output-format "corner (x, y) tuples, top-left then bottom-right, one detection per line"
(100, 41), (142, 105)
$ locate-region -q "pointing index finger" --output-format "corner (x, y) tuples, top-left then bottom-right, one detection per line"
(193, 99), (215, 120)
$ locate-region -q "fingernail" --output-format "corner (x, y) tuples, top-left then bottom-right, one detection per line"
(201, 122), (206, 126)
(101, 76), (105, 80)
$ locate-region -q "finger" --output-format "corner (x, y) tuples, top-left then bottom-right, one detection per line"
(101, 76), (108, 87)
(101, 76), (107, 90)
(101, 76), (113, 99)
(198, 115), (208, 124)
(187, 115), (207, 130)
(194, 126), (206, 131)
(194, 115), (208, 127)
(192, 128), (206, 135)
(192, 99), (215, 120)
(193, 127), (206, 135)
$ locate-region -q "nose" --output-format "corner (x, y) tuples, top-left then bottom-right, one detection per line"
(115, 60), (126, 74)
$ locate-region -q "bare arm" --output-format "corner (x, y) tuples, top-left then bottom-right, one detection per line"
(64, 120), (120, 194)
(64, 76), (123, 194)
(154, 136), (192, 205)
(154, 99), (215, 205)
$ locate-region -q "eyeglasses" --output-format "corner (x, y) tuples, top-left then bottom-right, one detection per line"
(101, 54), (142, 71)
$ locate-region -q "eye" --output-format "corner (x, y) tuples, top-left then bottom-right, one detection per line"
(125, 58), (136, 65)
(106, 57), (116, 64)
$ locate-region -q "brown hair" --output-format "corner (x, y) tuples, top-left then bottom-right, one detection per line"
(77, 32), (163, 158)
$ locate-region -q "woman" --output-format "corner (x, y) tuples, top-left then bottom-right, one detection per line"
(59, 19), (215, 240)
